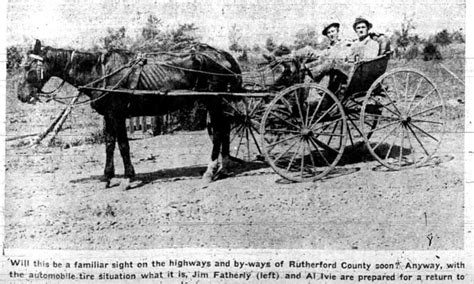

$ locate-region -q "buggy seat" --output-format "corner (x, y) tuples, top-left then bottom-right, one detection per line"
(332, 33), (391, 97)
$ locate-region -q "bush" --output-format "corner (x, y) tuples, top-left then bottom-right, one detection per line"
(422, 43), (442, 61)
(433, 29), (452, 46)
(404, 44), (419, 60)
(7, 46), (23, 73)
(103, 26), (130, 50)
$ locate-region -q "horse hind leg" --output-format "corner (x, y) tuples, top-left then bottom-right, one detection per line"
(103, 116), (116, 188)
(114, 116), (136, 190)
(203, 106), (233, 182)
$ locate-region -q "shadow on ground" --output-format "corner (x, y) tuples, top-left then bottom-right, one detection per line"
(70, 160), (269, 189)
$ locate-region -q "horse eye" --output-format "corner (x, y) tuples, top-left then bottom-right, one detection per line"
(26, 70), (38, 82)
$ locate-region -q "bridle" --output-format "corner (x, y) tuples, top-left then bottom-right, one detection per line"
(24, 53), (68, 98)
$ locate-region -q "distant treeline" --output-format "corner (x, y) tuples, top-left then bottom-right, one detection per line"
(7, 14), (465, 73)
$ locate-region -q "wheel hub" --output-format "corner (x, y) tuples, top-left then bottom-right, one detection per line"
(300, 128), (313, 137)
(401, 115), (411, 126)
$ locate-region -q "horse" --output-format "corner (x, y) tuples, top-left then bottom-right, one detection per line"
(17, 40), (243, 188)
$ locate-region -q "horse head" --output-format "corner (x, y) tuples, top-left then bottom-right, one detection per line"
(16, 39), (60, 103)
(16, 39), (102, 103)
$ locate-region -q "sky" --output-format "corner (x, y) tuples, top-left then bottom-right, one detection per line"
(6, 0), (466, 49)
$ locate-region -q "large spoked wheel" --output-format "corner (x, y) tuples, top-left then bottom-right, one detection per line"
(260, 83), (348, 182)
(341, 91), (380, 145)
(360, 69), (446, 170)
(208, 97), (266, 161)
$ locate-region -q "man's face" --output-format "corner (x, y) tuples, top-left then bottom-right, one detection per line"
(326, 26), (339, 43)
(355, 23), (369, 39)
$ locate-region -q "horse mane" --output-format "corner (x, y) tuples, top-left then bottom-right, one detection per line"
(34, 45), (102, 76)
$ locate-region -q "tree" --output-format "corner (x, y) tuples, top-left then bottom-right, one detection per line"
(228, 24), (243, 52)
(392, 14), (417, 49)
(141, 14), (162, 41)
(103, 26), (130, 50)
(433, 29), (452, 46)
(294, 27), (319, 49)
(167, 23), (199, 50)
(7, 46), (23, 72)
(451, 28), (465, 43)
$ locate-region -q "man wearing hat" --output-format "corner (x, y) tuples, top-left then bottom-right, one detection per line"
(305, 21), (352, 83)
(348, 17), (379, 61)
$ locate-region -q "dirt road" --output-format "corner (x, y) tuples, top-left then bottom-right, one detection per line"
(5, 130), (463, 250)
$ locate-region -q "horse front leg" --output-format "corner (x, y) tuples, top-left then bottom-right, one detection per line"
(114, 116), (136, 189)
(202, 115), (221, 183)
(103, 115), (116, 188)
(202, 100), (232, 182)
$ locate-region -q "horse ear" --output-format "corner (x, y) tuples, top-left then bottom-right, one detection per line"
(33, 39), (42, 55)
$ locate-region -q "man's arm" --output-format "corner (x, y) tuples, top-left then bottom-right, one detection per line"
(363, 39), (380, 60)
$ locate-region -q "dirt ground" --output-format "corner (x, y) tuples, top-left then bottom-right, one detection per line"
(4, 59), (465, 250)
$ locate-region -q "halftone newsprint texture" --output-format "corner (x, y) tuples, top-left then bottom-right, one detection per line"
(1, 0), (473, 282)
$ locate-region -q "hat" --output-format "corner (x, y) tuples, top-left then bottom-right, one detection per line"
(353, 17), (373, 30)
(322, 22), (340, 36)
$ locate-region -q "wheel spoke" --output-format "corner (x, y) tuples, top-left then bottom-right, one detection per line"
(367, 120), (400, 134)
(305, 101), (311, 128)
(384, 127), (399, 160)
(266, 134), (300, 148)
(273, 138), (299, 164)
(248, 126), (262, 155)
(405, 126), (415, 163)
(347, 125), (355, 146)
(293, 90), (306, 126)
(409, 122), (439, 142)
(410, 104), (442, 118)
(410, 118), (443, 125)
(406, 77), (424, 113)
(310, 103), (338, 129)
(363, 112), (399, 121)
(286, 142), (302, 171)
(223, 98), (242, 115)
(311, 117), (343, 132)
(311, 136), (340, 155)
(235, 127), (245, 157)
(399, 127), (405, 166)
(347, 112), (364, 137)
(390, 74), (404, 103)
(249, 98), (264, 117)
(300, 140), (305, 178)
(314, 132), (344, 137)
(372, 124), (398, 151)
(378, 100), (403, 118)
(408, 88), (436, 114)
(230, 124), (245, 143)
(407, 123), (429, 155)
(308, 137), (331, 166)
(326, 120), (340, 145)
(269, 111), (302, 130)
(380, 80), (403, 115)
(404, 72), (410, 102)
(307, 91), (326, 127)
(306, 140), (316, 170)
(265, 128), (300, 134)
(245, 127), (250, 160)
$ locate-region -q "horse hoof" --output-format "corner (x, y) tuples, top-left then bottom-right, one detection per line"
(121, 178), (132, 190)
(202, 172), (213, 183)
(105, 180), (111, 188)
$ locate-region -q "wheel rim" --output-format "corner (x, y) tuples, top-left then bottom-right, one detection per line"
(261, 83), (347, 182)
(223, 97), (265, 161)
(361, 69), (446, 169)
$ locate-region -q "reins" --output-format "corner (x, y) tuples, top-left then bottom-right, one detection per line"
(32, 49), (295, 106)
